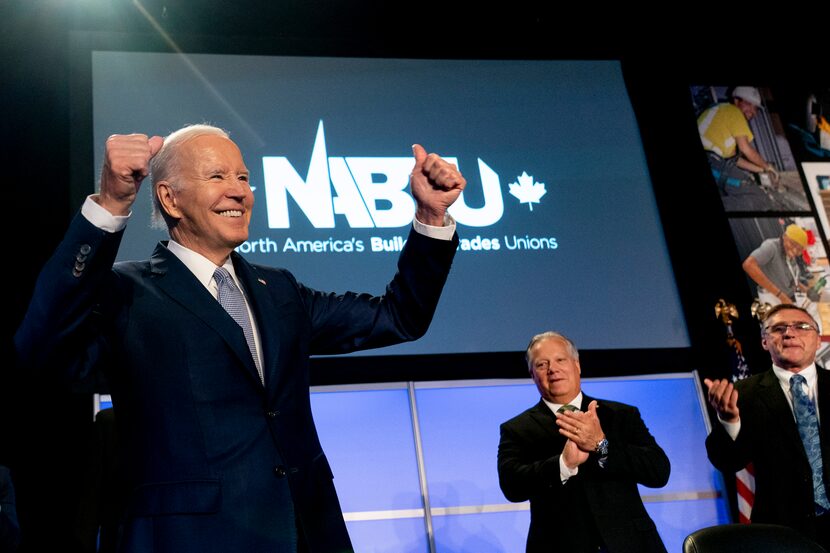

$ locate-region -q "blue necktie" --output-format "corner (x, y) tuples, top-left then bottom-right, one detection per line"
(214, 267), (264, 385)
(790, 373), (830, 512)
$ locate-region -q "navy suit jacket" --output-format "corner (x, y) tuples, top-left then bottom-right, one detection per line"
(0, 465), (21, 553)
(706, 368), (830, 538)
(498, 395), (669, 553)
(15, 213), (457, 553)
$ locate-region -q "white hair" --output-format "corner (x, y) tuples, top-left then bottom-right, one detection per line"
(525, 331), (579, 371)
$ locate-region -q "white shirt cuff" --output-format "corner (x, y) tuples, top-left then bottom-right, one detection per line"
(719, 417), (741, 441)
(559, 455), (579, 482)
(82, 195), (130, 233)
(412, 213), (456, 241)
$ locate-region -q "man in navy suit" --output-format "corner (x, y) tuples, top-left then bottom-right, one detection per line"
(498, 331), (670, 553)
(15, 125), (465, 552)
(705, 304), (830, 550)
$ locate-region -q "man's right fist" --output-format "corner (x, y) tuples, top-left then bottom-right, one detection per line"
(97, 133), (164, 216)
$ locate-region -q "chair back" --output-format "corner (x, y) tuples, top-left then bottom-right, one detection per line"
(683, 523), (827, 553)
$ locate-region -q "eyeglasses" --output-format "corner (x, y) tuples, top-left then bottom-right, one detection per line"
(764, 322), (818, 335)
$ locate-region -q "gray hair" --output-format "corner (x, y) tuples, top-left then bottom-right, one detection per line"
(525, 331), (579, 371)
(150, 124), (231, 230)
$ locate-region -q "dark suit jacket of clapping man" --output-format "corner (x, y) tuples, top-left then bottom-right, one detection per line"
(498, 331), (670, 553)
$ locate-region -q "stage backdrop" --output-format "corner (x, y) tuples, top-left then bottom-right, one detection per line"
(80, 51), (689, 357)
(96, 372), (726, 552)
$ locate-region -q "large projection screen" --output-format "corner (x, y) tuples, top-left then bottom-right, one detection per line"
(85, 51), (689, 357)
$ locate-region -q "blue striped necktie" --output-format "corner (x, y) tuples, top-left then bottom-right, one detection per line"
(790, 373), (830, 512)
(214, 267), (264, 385)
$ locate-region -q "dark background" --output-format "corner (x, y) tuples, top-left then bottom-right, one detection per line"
(1, 1), (825, 550)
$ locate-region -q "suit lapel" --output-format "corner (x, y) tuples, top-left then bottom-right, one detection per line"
(150, 244), (263, 388)
(579, 394), (594, 412)
(231, 253), (300, 398)
(757, 370), (805, 455)
(525, 396), (594, 439)
(527, 400), (566, 447)
(817, 367), (830, 430)
(817, 368), (830, 474)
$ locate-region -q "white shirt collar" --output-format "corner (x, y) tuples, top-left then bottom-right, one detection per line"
(774, 364), (820, 411)
(166, 240), (238, 292)
(542, 391), (584, 416)
(773, 363), (817, 390)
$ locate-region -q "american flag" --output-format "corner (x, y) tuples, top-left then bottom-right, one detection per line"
(715, 299), (754, 523)
(735, 463), (755, 524)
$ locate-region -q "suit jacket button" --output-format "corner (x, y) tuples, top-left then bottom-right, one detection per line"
(79, 244), (92, 255)
(274, 466), (287, 478)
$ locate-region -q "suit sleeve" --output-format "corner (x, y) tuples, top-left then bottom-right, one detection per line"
(497, 403), (670, 503)
(298, 226), (458, 354)
(0, 467), (21, 552)
(14, 213), (122, 379)
(601, 405), (670, 488)
(705, 383), (756, 475)
(497, 421), (564, 502)
(705, 421), (752, 475)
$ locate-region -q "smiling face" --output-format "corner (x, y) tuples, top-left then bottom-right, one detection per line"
(156, 134), (253, 265)
(528, 336), (581, 404)
(735, 98), (758, 121)
(761, 306), (821, 372)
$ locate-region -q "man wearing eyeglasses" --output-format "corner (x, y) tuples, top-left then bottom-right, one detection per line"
(705, 304), (830, 549)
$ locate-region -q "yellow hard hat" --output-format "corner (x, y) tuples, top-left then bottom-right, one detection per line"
(785, 224), (808, 247)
